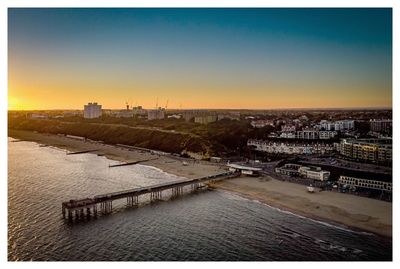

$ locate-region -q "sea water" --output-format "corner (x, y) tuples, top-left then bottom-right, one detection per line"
(8, 139), (392, 261)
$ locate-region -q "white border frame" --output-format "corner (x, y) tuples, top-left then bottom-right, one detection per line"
(1, 1), (398, 268)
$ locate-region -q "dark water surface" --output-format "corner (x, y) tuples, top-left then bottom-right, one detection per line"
(8, 139), (392, 261)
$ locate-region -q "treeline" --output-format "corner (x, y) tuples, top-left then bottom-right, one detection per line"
(8, 118), (209, 155)
(8, 116), (280, 157)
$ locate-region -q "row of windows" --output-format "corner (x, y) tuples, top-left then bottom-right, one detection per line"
(340, 177), (392, 188)
(340, 180), (391, 190)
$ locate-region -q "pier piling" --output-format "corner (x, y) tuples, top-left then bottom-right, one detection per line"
(62, 171), (239, 222)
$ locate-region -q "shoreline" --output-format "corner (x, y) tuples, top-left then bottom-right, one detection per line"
(216, 188), (376, 237)
(8, 130), (225, 179)
(215, 177), (392, 238)
(8, 129), (392, 238)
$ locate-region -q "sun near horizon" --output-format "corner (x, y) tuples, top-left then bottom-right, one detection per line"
(8, 8), (392, 111)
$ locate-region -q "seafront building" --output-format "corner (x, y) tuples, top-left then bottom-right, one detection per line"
(275, 163), (330, 181)
(247, 139), (334, 155)
(338, 175), (392, 193)
(298, 166), (330, 181)
(339, 138), (392, 163)
(83, 102), (102, 119)
(274, 163), (302, 176)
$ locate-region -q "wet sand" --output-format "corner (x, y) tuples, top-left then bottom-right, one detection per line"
(215, 176), (392, 237)
(8, 129), (392, 237)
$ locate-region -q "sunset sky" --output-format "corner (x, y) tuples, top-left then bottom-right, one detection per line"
(8, 8), (392, 110)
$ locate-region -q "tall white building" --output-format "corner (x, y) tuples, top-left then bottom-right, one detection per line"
(297, 129), (319, 139)
(147, 108), (165, 120)
(337, 119), (355, 130)
(320, 119), (354, 131)
(83, 102), (102, 119)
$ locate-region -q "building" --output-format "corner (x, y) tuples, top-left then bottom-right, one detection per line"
(217, 112), (241, 121)
(338, 175), (392, 193)
(319, 131), (337, 140)
(280, 132), (296, 139)
(275, 164), (330, 181)
(30, 113), (48, 119)
(227, 163), (262, 176)
(320, 120), (335, 131)
(339, 138), (392, 163)
(275, 163), (302, 176)
(168, 114), (181, 119)
(132, 106), (147, 116)
(278, 129), (336, 140)
(281, 125), (296, 132)
(247, 139), (334, 155)
(299, 166), (330, 181)
(320, 119), (354, 131)
(83, 102), (102, 119)
(114, 108), (134, 118)
(182, 110), (204, 122)
(370, 119), (392, 134)
(250, 120), (274, 128)
(297, 129), (319, 140)
(195, 115), (217, 124)
(147, 108), (165, 120)
(298, 115), (309, 121)
(336, 120), (355, 130)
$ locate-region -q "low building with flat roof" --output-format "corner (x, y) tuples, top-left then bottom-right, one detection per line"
(275, 164), (330, 181)
(299, 166), (330, 181)
(227, 163), (262, 176)
(338, 175), (392, 193)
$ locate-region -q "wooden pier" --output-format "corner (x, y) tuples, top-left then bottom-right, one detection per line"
(108, 158), (158, 168)
(67, 149), (98, 155)
(62, 171), (240, 221)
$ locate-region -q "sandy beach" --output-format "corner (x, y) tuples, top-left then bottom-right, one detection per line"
(216, 176), (392, 237)
(8, 130), (392, 237)
(8, 130), (225, 179)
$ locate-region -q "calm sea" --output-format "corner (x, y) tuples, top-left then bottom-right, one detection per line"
(8, 138), (392, 261)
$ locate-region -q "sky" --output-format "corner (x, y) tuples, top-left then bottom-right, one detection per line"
(8, 8), (392, 110)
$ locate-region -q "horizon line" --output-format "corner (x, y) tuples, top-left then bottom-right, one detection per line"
(8, 106), (393, 112)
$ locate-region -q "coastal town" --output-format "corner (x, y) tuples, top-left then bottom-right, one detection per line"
(8, 103), (393, 205)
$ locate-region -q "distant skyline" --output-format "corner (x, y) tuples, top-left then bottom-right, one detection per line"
(8, 8), (392, 110)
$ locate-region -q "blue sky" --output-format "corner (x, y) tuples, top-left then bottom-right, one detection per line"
(8, 8), (392, 109)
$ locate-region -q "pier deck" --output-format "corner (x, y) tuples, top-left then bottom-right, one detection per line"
(67, 149), (98, 155)
(62, 170), (239, 220)
(108, 158), (158, 168)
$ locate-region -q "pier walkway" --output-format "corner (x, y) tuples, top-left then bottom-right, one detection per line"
(62, 170), (239, 220)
